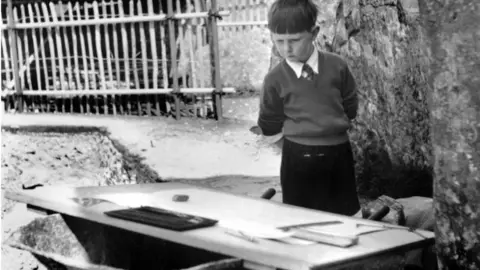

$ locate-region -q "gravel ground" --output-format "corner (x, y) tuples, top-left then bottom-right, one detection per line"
(2, 132), (112, 215)
(0, 96), (415, 270)
(2, 131), (97, 270)
(1, 130), (134, 270)
(1, 96), (285, 270)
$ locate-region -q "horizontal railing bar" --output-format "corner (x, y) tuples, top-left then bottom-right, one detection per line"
(217, 21), (268, 27)
(1, 87), (235, 96)
(0, 10), (230, 30)
(0, 55), (174, 63)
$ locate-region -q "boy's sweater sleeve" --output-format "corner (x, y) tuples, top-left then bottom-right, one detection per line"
(342, 64), (358, 120)
(257, 77), (284, 136)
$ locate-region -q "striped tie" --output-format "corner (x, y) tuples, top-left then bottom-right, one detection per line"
(301, 64), (315, 80)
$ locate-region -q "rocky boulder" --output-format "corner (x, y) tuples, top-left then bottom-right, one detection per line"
(312, 0), (432, 199)
(422, 0), (480, 267)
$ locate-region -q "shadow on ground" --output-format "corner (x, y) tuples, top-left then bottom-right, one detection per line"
(167, 174), (282, 202)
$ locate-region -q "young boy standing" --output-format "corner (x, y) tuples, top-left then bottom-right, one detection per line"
(257, 0), (360, 216)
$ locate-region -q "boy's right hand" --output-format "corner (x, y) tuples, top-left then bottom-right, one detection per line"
(249, 126), (284, 150)
(249, 126), (263, 135)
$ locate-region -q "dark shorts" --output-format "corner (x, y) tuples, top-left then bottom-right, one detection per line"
(280, 138), (360, 216)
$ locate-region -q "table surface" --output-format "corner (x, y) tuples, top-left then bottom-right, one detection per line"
(5, 182), (435, 270)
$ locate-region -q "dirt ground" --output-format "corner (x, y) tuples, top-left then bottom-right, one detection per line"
(1, 96), (286, 270)
(1, 132), (114, 270)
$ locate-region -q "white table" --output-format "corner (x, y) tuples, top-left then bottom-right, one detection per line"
(6, 182), (435, 270)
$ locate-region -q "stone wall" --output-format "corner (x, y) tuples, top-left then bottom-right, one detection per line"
(314, 0), (432, 199)
(421, 0), (480, 268)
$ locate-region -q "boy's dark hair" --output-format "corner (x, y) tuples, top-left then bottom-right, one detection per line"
(267, 0), (318, 34)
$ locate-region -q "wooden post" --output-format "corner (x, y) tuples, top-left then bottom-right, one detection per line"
(422, 1), (480, 269)
(167, 0), (180, 119)
(7, 0), (23, 112)
(208, 0), (223, 120)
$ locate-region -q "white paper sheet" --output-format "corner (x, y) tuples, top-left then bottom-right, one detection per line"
(94, 192), (162, 208)
(304, 222), (386, 237)
(219, 219), (294, 240)
(276, 237), (317, 245)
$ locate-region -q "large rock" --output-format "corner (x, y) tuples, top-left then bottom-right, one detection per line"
(421, 0), (480, 268)
(312, 0), (432, 199)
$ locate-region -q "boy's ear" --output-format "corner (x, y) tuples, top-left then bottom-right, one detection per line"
(311, 25), (320, 38)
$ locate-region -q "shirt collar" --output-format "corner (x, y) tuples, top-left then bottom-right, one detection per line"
(286, 49), (319, 78)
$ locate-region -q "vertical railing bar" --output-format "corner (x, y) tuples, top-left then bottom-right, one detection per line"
(177, 0), (189, 117)
(13, 8), (25, 98)
(92, 1), (107, 115)
(111, 0), (123, 115)
(84, 1), (98, 114)
(69, 1), (83, 114)
(102, 0), (116, 116)
(159, 6), (169, 115)
(129, 0), (141, 115)
(167, 0), (180, 119)
(1, 30), (12, 85)
(20, 5), (33, 95)
(58, 3), (74, 113)
(2, 30), (13, 112)
(193, 0), (205, 117)
(118, 0), (131, 114)
(147, 0), (160, 116)
(20, 4), (33, 112)
(49, 2), (66, 113)
(138, 0), (150, 116)
(75, 2), (89, 113)
(8, 0), (23, 112)
(185, 0), (197, 118)
(42, 2), (58, 112)
(34, 2), (49, 112)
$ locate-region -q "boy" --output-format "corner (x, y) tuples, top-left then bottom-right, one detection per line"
(257, 0), (360, 215)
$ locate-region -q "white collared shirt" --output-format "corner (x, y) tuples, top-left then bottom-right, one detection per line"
(285, 49), (319, 78)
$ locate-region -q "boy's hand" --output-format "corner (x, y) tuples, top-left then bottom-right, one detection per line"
(249, 125), (283, 142)
(249, 126), (263, 135)
(249, 126), (284, 151)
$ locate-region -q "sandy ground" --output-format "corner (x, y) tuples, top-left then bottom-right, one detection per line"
(1, 96), (286, 269)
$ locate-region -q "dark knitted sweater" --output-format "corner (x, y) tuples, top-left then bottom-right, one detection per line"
(257, 51), (358, 146)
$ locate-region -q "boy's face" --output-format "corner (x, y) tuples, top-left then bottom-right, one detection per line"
(271, 27), (318, 63)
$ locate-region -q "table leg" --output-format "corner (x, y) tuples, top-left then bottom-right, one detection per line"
(6, 212), (237, 270)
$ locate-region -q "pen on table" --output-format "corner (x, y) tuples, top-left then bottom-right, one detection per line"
(225, 230), (259, 243)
